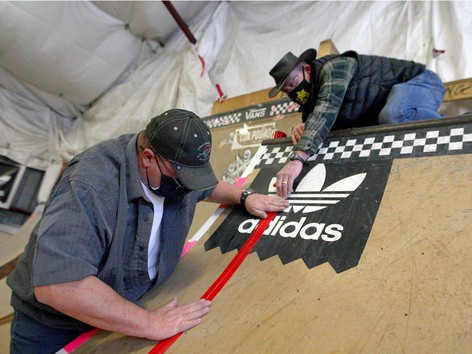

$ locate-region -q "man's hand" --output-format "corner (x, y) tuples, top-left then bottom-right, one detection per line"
(274, 160), (304, 198)
(244, 193), (290, 219)
(291, 123), (305, 145)
(206, 180), (288, 216)
(146, 298), (211, 340)
(34, 276), (211, 342)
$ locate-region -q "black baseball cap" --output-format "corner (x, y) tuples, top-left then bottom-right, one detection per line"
(268, 48), (317, 98)
(145, 109), (218, 191)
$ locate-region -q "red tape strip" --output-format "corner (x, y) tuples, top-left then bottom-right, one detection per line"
(149, 212), (276, 354)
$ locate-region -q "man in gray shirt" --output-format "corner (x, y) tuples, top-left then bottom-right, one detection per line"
(7, 108), (289, 353)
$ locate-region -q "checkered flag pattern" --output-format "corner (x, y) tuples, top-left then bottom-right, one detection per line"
(259, 146), (294, 165)
(256, 126), (472, 167)
(204, 113), (241, 129)
(269, 102), (300, 116)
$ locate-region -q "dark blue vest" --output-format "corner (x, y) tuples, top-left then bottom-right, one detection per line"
(301, 51), (425, 129)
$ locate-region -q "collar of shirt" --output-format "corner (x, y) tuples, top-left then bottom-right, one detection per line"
(125, 134), (147, 202)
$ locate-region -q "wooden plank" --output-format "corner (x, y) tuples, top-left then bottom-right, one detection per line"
(0, 214), (41, 327)
(0, 213), (40, 268)
(0, 321), (11, 354)
(0, 278), (13, 321)
(211, 89), (281, 116)
(443, 78), (472, 102)
(318, 38), (339, 57)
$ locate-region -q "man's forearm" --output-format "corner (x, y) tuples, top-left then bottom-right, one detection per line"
(204, 180), (243, 205)
(34, 275), (152, 339)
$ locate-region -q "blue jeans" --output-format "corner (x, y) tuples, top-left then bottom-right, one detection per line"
(378, 69), (446, 124)
(10, 311), (86, 354)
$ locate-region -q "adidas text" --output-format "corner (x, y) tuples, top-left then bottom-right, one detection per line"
(238, 216), (343, 242)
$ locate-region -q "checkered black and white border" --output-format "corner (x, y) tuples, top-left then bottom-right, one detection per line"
(205, 113), (242, 129)
(257, 126), (472, 167)
(203, 98), (297, 129)
(269, 102), (300, 116)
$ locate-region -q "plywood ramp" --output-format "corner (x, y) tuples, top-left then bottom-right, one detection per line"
(0, 213), (41, 327)
(0, 212), (40, 267)
(443, 77), (472, 102)
(0, 321), (11, 354)
(77, 151), (472, 353)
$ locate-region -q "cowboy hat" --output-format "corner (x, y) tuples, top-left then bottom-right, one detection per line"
(268, 48), (317, 98)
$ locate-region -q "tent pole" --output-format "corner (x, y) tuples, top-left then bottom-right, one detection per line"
(162, 1), (197, 45)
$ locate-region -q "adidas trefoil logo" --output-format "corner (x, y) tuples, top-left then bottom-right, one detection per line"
(268, 164), (366, 213)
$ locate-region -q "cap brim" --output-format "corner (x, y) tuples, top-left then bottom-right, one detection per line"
(172, 162), (218, 191)
(268, 48), (317, 98)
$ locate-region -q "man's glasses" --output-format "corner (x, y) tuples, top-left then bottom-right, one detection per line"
(154, 152), (183, 190)
(139, 145), (183, 189)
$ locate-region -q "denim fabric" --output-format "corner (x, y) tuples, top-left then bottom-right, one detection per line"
(10, 311), (85, 354)
(379, 69), (446, 124)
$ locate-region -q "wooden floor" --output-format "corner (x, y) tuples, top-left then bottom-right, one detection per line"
(76, 152), (472, 353)
(0, 230), (15, 354)
(0, 228), (12, 354)
(0, 320), (10, 354)
(0, 212), (41, 353)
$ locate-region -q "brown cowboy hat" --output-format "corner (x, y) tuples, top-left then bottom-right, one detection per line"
(268, 48), (317, 98)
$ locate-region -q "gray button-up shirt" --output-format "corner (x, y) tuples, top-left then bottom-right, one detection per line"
(7, 134), (213, 331)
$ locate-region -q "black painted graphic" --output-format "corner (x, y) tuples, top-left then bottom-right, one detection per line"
(205, 159), (392, 273)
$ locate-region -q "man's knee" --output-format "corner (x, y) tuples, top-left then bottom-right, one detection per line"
(378, 110), (393, 125)
(378, 104), (408, 125)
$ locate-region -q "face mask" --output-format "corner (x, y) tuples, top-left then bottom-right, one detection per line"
(146, 168), (191, 200)
(145, 151), (192, 201)
(288, 68), (311, 105)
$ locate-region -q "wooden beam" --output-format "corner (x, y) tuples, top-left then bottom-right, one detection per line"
(211, 88), (281, 116)
(318, 39), (339, 57)
(443, 78), (472, 102)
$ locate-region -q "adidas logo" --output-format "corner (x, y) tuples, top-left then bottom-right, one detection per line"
(268, 164), (366, 213)
(237, 164), (366, 242)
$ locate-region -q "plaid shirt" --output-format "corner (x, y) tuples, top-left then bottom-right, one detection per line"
(295, 57), (358, 154)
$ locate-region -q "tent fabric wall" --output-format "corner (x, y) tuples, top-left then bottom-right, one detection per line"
(0, 1), (144, 107)
(213, 1), (472, 98)
(0, 1), (471, 175)
(92, 1), (209, 43)
(55, 2), (223, 163)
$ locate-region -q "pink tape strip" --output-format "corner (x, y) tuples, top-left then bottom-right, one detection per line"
(180, 240), (197, 257)
(63, 328), (99, 353)
(180, 177), (247, 256)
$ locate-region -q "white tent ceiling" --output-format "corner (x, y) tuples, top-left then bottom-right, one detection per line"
(0, 1), (208, 113)
(1, 1), (471, 174)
